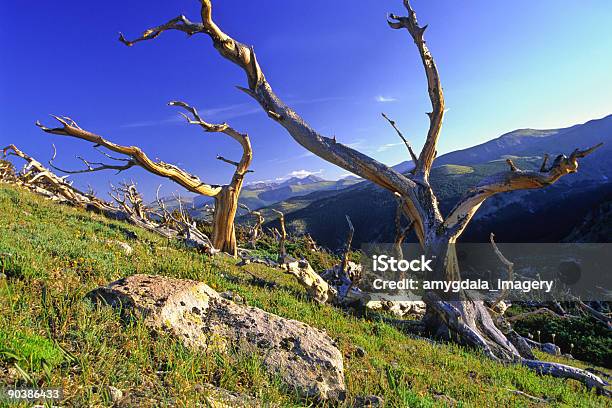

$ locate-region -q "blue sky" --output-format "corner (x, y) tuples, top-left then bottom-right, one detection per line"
(1, 0), (611, 200)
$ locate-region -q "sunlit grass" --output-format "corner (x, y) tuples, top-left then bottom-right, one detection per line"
(0, 184), (609, 407)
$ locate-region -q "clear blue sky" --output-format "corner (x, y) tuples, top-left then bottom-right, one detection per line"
(1, 0), (611, 200)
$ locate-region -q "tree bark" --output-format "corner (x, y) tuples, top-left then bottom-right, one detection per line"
(212, 186), (240, 256)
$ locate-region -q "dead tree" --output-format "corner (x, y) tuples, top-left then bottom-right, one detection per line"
(271, 209), (288, 263)
(110, 181), (149, 221)
(393, 193), (415, 260)
(36, 101), (253, 256)
(304, 234), (319, 252)
(339, 215), (354, 275)
(107, 181), (179, 238)
(239, 203), (264, 248)
(103, 0), (607, 391)
(3, 144), (216, 252)
(0, 158), (16, 183)
(154, 188), (216, 252)
(2, 144), (123, 217)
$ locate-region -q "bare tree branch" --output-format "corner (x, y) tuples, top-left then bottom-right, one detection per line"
(394, 193), (415, 259)
(169, 100), (253, 184)
(444, 144), (603, 236)
(49, 144), (135, 175)
(505, 158), (518, 172)
(37, 115), (223, 196)
(539, 154), (549, 172)
(271, 209), (287, 262)
(489, 233), (513, 309)
(381, 112), (418, 168)
(239, 203), (264, 248)
(216, 155), (253, 172)
(118, 15), (203, 46)
(388, 0), (445, 179)
(340, 215), (354, 274)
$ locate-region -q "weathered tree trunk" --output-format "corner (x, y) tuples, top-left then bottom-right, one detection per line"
(272, 209), (288, 263)
(212, 185), (240, 256)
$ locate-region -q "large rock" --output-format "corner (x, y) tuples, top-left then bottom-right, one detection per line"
(87, 274), (345, 401)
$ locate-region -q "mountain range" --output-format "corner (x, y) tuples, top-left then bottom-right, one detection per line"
(247, 114), (612, 249)
(153, 174), (362, 218)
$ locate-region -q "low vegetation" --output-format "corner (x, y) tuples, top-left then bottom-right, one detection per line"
(1, 184), (610, 406)
(510, 307), (612, 369)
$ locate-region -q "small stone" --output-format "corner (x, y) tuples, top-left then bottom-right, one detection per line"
(219, 290), (244, 303)
(107, 385), (123, 403)
(354, 346), (366, 358)
(353, 395), (383, 407)
(541, 342), (561, 356)
(7, 366), (18, 379)
(106, 239), (133, 255)
(432, 391), (457, 407)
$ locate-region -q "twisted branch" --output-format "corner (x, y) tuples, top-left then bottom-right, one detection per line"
(388, 0), (444, 179)
(37, 114), (223, 196)
(444, 144), (603, 236)
(381, 112), (418, 168)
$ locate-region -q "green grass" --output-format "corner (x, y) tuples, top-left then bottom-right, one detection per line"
(0, 184), (610, 407)
(509, 307), (612, 369)
(434, 165), (474, 176)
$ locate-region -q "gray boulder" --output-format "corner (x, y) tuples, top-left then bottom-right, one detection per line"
(87, 274), (345, 401)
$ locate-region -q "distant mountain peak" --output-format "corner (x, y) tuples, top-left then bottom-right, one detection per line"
(280, 175), (326, 186)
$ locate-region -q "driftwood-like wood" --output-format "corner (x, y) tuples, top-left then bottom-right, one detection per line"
(271, 209), (288, 263)
(393, 193), (415, 260)
(0, 158), (17, 183)
(3, 144), (215, 252)
(240, 203), (264, 248)
(3, 144), (119, 213)
(572, 296), (612, 330)
(489, 233), (513, 310)
(112, 0), (609, 393)
(36, 101), (252, 256)
(153, 188), (216, 252)
(339, 215), (354, 275)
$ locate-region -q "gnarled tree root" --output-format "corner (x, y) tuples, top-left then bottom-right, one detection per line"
(522, 360), (610, 396)
(422, 293), (610, 396)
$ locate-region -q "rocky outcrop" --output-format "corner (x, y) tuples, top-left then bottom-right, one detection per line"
(87, 274), (345, 401)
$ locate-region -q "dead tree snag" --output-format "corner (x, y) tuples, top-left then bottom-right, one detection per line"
(239, 203), (264, 248)
(111, 0), (608, 392)
(36, 101), (253, 256)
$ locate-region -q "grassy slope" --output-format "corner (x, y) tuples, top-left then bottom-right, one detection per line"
(0, 185), (609, 407)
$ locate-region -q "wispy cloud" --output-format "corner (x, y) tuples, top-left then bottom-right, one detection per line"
(120, 96), (345, 129)
(345, 138), (366, 149)
(375, 95), (398, 103)
(287, 169), (324, 178)
(377, 142), (404, 152)
(246, 178), (275, 186)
